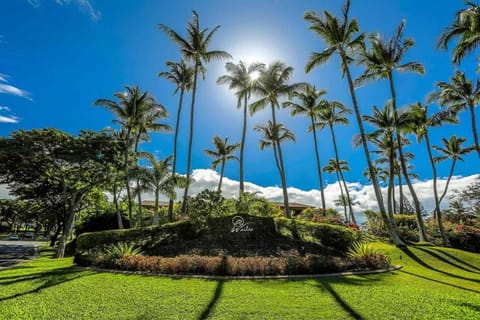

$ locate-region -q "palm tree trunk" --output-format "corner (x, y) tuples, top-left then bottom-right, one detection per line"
(113, 181), (124, 229)
(239, 95), (248, 197)
(340, 52), (405, 246)
(153, 190), (160, 225)
(124, 130), (133, 226)
(181, 64), (199, 215)
(387, 136), (398, 229)
(468, 102), (480, 158)
(425, 132), (443, 244)
(336, 170), (348, 220)
(134, 139), (143, 227)
(398, 170), (404, 214)
(218, 160), (225, 193)
(311, 117), (326, 210)
(436, 159), (456, 246)
(168, 88), (185, 222)
(329, 124), (355, 223)
(388, 74), (427, 242)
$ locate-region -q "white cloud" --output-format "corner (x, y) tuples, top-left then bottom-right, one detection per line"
(27, 0), (101, 21)
(0, 84), (32, 100)
(0, 115), (19, 123)
(144, 169), (479, 216)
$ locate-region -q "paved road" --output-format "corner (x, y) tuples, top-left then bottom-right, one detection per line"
(0, 240), (43, 269)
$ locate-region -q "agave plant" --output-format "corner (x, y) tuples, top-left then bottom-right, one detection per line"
(347, 241), (390, 270)
(105, 242), (143, 260)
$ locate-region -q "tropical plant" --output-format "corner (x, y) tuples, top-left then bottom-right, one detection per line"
(323, 159), (353, 222)
(159, 59), (194, 221)
(159, 10), (232, 215)
(204, 135), (240, 193)
(250, 61), (304, 218)
(304, 1), (405, 245)
(254, 121), (296, 218)
(355, 19), (427, 241)
(428, 70), (480, 158)
(105, 242), (143, 260)
(438, 1), (480, 65)
(284, 84), (328, 210)
(217, 61), (265, 197)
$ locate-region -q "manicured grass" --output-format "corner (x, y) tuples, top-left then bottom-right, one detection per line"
(0, 244), (479, 319)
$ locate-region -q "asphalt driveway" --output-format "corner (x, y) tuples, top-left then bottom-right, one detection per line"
(0, 240), (43, 269)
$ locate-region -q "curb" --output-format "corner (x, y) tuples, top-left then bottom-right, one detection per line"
(78, 265), (403, 280)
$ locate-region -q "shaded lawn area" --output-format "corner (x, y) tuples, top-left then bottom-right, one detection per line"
(0, 244), (479, 320)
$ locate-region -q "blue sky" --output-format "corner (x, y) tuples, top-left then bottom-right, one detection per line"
(0, 0), (479, 208)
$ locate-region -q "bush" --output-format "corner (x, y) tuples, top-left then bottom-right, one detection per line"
(76, 210), (129, 235)
(365, 211), (419, 241)
(347, 241), (391, 270)
(447, 225), (480, 253)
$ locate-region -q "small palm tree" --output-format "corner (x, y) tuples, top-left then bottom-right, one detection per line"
(159, 10), (232, 215)
(304, 1), (404, 246)
(217, 61), (265, 197)
(159, 59), (194, 221)
(433, 135), (474, 245)
(428, 70), (480, 158)
(204, 136), (240, 193)
(438, 1), (480, 64)
(284, 84), (328, 210)
(323, 159), (352, 221)
(255, 121), (296, 218)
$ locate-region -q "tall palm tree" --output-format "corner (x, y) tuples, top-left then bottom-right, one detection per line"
(159, 10), (232, 215)
(254, 121), (296, 218)
(433, 135), (474, 245)
(217, 61), (265, 197)
(94, 86), (164, 225)
(250, 61), (304, 218)
(284, 84), (328, 210)
(204, 136), (240, 192)
(304, 1), (405, 245)
(159, 59), (194, 221)
(428, 70), (480, 158)
(322, 158), (351, 221)
(316, 100), (355, 221)
(438, 1), (480, 64)
(355, 19), (427, 241)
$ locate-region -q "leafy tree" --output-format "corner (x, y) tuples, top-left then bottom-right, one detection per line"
(323, 159), (354, 222)
(304, 1), (405, 245)
(255, 121), (296, 218)
(0, 128), (120, 257)
(204, 136), (239, 193)
(217, 61), (265, 197)
(159, 10), (232, 215)
(159, 59), (194, 221)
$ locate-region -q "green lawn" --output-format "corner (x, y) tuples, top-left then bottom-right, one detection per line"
(0, 243), (479, 320)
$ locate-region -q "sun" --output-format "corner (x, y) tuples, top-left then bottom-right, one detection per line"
(250, 70), (260, 80)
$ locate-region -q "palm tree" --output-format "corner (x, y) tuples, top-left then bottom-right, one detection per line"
(428, 70), (480, 158)
(250, 61), (304, 218)
(217, 61), (265, 197)
(304, 1), (405, 245)
(355, 19), (427, 241)
(433, 135), (474, 245)
(438, 1), (480, 64)
(284, 84), (328, 210)
(204, 136), (240, 192)
(94, 86), (165, 225)
(316, 100), (355, 221)
(322, 159), (351, 221)
(159, 10), (232, 215)
(254, 121), (296, 218)
(159, 59), (194, 221)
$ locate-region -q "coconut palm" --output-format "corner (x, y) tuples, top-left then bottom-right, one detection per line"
(322, 159), (351, 221)
(438, 1), (480, 64)
(94, 86), (166, 225)
(304, 1), (404, 245)
(254, 121), (296, 218)
(428, 70), (480, 158)
(316, 100), (355, 221)
(250, 61), (304, 218)
(217, 61), (265, 197)
(204, 136), (240, 193)
(284, 84), (328, 210)
(159, 10), (232, 215)
(355, 19), (427, 241)
(408, 103), (458, 229)
(159, 59), (194, 221)
(433, 135), (474, 245)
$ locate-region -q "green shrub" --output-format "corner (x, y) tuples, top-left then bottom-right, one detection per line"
(347, 241), (391, 270)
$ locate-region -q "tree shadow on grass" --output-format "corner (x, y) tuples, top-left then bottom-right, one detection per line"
(399, 247), (480, 283)
(315, 278), (366, 320)
(430, 247), (480, 272)
(197, 280), (224, 320)
(0, 266), (95, 302)
(399, 269), (479, 294)
(415, 247), (480, 274)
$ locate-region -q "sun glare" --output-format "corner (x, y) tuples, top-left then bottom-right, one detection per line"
(250, 70), (260, 80)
